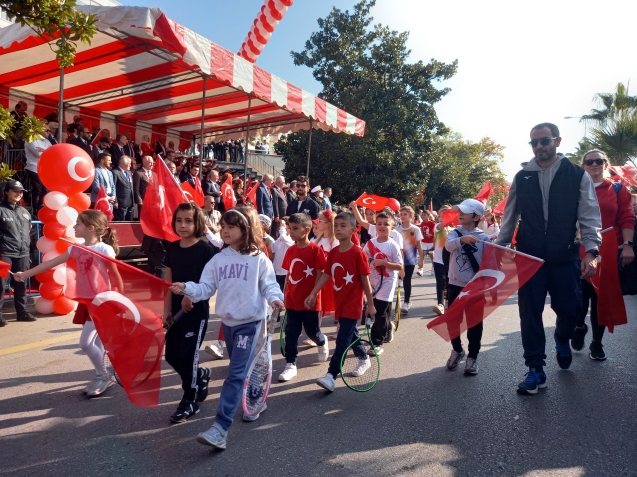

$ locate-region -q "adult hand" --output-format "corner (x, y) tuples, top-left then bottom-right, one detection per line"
(580, 253), (598, 279)
(620, 246), (634, 267)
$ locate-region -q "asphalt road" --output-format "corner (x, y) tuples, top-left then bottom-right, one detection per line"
(1, 271), (636, 477)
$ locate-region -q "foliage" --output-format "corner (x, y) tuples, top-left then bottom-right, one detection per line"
(565, 137), (594, 165)
(278, 0), (458, 205)
(0, 107), (16, 143)
(0, 163), (17, 183)
(17, 116), (46, 143)
(0, 0), (98, 67)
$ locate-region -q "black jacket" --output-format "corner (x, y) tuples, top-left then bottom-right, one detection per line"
(112, 168), (135, 208)
(0, 200), (31, 257)
(286, 196), (320, 220)
(271, 185), (287, 220)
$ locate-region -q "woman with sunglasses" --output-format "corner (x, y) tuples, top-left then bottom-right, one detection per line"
(572, 150), (635, 360)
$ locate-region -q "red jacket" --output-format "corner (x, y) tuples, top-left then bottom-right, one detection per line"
(595, 180), (634, 244)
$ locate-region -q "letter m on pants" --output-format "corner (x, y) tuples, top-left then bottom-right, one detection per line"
(236, 335), (249, 349)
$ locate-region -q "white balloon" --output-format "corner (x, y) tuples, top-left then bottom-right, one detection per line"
(66, 225), (76, 238)
(35, 298), (55, 314)
(56, 206), (79, 227)
(36, 236), (56, 254)
(43, 192), (68, 211)
(42, 251), (61, 263)
(52, 266), (66, 286)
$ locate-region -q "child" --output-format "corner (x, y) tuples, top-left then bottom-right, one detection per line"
(396, 206), (423, 313)
(163, 203), (216, 423)
(278, 213), (330, 382)
(305, 212), (376, 392)
(14, 210), (122, 397)
(444, 199), (489, 375)
(170, 208), (284, 450)
(258, 214), (274, 258)
(432, 205), (453, 316)
(363, 212), (403, 351)
(419, 210), (436, 275)
(271, 218), (293, 291)
(349, 202), (404, 251)
(311, 209), (338, 324)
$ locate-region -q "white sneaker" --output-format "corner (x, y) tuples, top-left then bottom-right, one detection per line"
(278, 363), (297, 381)
(351, 358), (371, 377)
(86, 376), (113, 396)
(316, 373), (336, 392)
(401, 302), (411, 313)
(417, 268), (424, 276)
(317, 336), (329, 362)
(430, 268), (434, 275)
(205, 341), (224, 359)
(433, 304), (444, 315)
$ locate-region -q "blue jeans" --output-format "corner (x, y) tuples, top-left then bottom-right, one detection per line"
(327, 317), (367, 378)
(518, 261), (582, 368)
(215, 320), (262, 431)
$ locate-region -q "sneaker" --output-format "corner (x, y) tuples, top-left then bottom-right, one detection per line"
(278, 363), (297, 381)
(589, 341), (606, 360)
(16, 311), (37, 322)
(446, 349), (464, 370)
(464, 357), (478, 375)
(433, 304), (444, 315)
(317, 337), (329, 362)
(517, 368), (547, 395)
(384, 325), (394, 343)
(316, 373), (336, 392)
(170, 399), (200, 423)
(303, 338), (318, 348)
(368, 345), (383, 356)
(0, 317), (6, 327)
(554, 333), (572, 369)
(197, 425), (227, 449)
(417, 268), (424, 276)
(430, 268), (434, 276)
(86, 376), (113, 397)
(401, 302), (411, 313)
(205, 341), (224, 359)
(351, 357), (371, 377)
(571, 324), (588, 351)
(196, 367), (211, 402)
(243, 402), (267, 422)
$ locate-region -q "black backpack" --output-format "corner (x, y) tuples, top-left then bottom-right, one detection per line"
(442, 229), (481, 275)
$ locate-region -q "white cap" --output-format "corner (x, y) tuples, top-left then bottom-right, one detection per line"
(258, 214), (272, 228)
(311, 185), (323, 193)
(452, 199), (484, 217)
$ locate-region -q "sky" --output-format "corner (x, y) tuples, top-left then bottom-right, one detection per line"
(121, 0), (637, 180)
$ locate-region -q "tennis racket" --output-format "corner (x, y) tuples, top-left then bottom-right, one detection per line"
(369, 257), (385, 298)
(242, 309), (278, 417)
(279, 311), (287, 357)
(392, 281), (402, 332)
(340, 317), (380, 392)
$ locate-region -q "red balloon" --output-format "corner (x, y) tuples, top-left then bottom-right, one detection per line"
(55, 239), (73, 254)
(40, 281), (63, 300)
(67, 192), (91, 212)
(387, 198), (401, 211)
(53, 296), (76, 315)
(35, 270), (55, 283)
(37, 144), (95, 194)
(37, 206), (58, 223)
(43, 223), (67, 240)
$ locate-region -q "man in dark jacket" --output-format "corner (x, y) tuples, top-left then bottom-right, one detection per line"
(496, 122), (601, 395)
(69, 126), (96, 160)
(256, 174), (274, 219)
(285, 175), (320, 220)
(112, 155), (135, 221)
(271, 175), (288, 239)
(286, 180), (297, 205)
(0, 181), (36, 326)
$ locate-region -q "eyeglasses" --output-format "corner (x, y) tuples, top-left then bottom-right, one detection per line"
(296, 184), (307, 188)
(528, 137), (557, 147)
(583, 158), (606, 166)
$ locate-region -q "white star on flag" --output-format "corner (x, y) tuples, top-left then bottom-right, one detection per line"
(303, 266), (314, 277)
(344, 272), (354, 284)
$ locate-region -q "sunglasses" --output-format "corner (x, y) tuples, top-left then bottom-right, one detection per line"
(583, 158), (606, 166)
(528, 137), (557, 147)
(296, 184), (307, 188)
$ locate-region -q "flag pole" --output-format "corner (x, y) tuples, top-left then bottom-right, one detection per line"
(486, 242), (545, 263)
(243, 94), (252, 197)
(306, 119), (313, 177)
(199, 76), (207, 182)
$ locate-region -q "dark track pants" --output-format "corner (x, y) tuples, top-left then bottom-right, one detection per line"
(284, 309), (326, 364)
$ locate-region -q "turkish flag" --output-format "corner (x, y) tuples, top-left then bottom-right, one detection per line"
(441, 209), (459, 227)
(0, 260), (10, 279)
(428, 199), (433, 213)
(140, 158), (186, 241)
(64, 243), (168, 407)
(474, 180), (494, 204)
(585, 227), (627, 332)
(181, 181), (204, 207)
(609, 165), (637, 187)
(221, 176), (236, 211)
(366, 240), (390, 278)
(355, 192), (389, 212)
(492, 196), (508, 216)
(92, 184), (114, 222)
(246, 180), (260, 207)
(427, 243), (544, 341)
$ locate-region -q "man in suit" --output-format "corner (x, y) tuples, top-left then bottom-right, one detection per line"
(256, 173), (274, 219)
(271, 175), (288, 239)
(90, 152), (116, 209)
(181, 164), (200, 188)
(133, 155), (154, 218)
(109, 134), (130, 165)
(155, 136), (167, 157)
(286, 180), (298, 204)
(69, 126), (96, 160)
(111, 155), (135, 221)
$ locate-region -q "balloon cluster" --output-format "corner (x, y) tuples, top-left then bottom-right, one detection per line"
(238, 0), (294, 63)
(35, 144), (95, 315)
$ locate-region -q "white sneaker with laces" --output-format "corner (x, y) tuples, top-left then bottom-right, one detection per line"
(205, 341), (224, 359)
(197, 425), (227, 449)
(317, 336), (329, 362)
(417, 268), (424, 276)
(86, 376), (112, 396)
(401, 302), (411, 313)
(278, 363), (297, 381)
(316, 373), (336, 392)
(352, 357), (371, 377)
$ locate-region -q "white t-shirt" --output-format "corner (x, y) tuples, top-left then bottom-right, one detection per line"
(24, 137), (51, 173)
(312, 237), (339, 254)
(368, 225), (404, 250)
(397, 224), (423, 266)
(363, 238), (403, 303)
(271, 235), (294, 275)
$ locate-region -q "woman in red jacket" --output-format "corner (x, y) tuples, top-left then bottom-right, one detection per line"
(572, 150), (635, 359)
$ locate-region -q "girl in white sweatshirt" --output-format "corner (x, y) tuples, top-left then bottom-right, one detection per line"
(170, 208), (284, 450)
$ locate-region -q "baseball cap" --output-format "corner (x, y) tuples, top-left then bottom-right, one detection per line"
(258, 214), (272, 228)
(452, 199), (484, 217)
(5, 180), (28, 192)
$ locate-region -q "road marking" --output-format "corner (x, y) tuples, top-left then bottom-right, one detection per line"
(0, 331), (82, 357)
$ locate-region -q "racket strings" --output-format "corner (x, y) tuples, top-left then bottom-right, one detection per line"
(341, 339), (380, 392)
(245, 351), (270, 413)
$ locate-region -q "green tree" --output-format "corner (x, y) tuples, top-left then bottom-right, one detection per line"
(565, 136), (594, 165)
(277, 0), (457, 205)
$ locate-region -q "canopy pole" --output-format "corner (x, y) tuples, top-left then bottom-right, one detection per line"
(243, 94), (252, 196)
(199, 76), (207, 181)
(57, 68), (64, 144)
(306, 119), (313, 177)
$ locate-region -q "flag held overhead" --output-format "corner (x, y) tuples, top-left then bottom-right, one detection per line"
(355, 192), (389, 212)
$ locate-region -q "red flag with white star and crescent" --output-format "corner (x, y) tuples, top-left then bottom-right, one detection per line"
(355, 192), (389, 212)
(221, 176), (237, 211)
(427, 243), (544, 341)
(92, 184), (114, 222)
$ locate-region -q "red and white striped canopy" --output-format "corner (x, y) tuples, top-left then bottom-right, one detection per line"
(0, 6), (365, 151)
